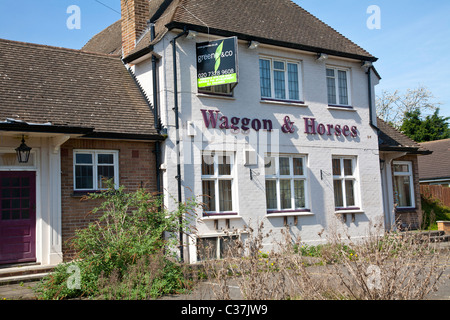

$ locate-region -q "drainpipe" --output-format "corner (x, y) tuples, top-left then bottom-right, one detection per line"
(171, 27), (188, 262)
(149, 22), (162, 194)
(366, 65), (377, 129)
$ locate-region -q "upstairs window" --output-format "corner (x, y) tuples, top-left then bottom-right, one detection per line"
(260, 58), (302, 102)
(199, 84), (233, 96)
(326, 67), (351, 107)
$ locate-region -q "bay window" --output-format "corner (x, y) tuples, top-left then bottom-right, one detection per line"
(265, 155), (308, 213)
(259, 57), (302, 102)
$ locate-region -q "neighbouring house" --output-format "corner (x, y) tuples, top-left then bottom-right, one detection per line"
(0, 39), (162, 266)
(377, 118), (432, 230)
(1, 0), (431, 267)
(418, 139), (450, 187)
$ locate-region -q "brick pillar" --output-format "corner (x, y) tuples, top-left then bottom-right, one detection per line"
(121, 0), (150, 57)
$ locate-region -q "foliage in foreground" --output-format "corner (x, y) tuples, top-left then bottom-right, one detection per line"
(201, 221), (447, 300)
(34, 183), (198, 300)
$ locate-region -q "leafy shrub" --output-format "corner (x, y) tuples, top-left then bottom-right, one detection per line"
(35, 183), (198, 300)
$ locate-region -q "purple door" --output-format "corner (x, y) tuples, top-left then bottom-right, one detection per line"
(0, 171), (36, 265)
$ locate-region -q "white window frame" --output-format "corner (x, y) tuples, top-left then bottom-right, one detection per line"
(73, 150), (119, 191)
(393, 161), (415, 209)
(259, 57), (303, 102)
(201, 151), (236, 215)
(264, 155), (309, 212)
(326, 66), (352, 107)
(332, 156), (359, 209)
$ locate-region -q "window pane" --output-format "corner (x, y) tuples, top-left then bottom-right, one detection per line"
(394, 164), (409, 173)
(219, 180), (233, 212)
(98, 154), (114, 164)
(202, 180), (216, 212)
(293, 158), (304, 176)
(294, 180), (305, 208)
(274, 70), (286, 99)
(273, 61), (285, 70)
(394, 176), (412, 207)
(334, 180), (344, 208)
(98, 165), (115, 189)
(343, 159), (353, 176)
(75, 154), (93, 164)
(218, 155), (231, 175)
(280, 180), (292, 209)
(327, 77), (336, 105)
(345, 180), (355, 207)
(326, 69), (335, 77)
(288, 63), (299, 100)
(259, 59), (271, 98)
(197, 238), (217, 261)
(202, 154), (215, 176)
(279, 157), (290, 175)
(332, 159), (341, 176)
(220, 236), (239, 259)
(75, 165), (93, 189)
(265, 157), (276, 175)
(338, 70), (348, 105)
(265, 180), (277, 210)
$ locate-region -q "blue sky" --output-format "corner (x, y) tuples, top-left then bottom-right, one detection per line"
(0, 0), (449, 118)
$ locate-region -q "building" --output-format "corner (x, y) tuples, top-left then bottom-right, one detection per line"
(418, 139), (450, 187)
(114, 0), (387, 263)
(0, 0), (430, 267)
(0, 39), (162, 266)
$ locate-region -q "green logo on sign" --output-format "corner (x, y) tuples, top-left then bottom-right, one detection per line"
(214, 41), (224, 72)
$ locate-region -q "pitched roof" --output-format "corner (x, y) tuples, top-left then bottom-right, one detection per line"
(0, 39), (160, 139)
(82, 19), (122, 55)
(377, 118), (431, 154)
(85, 0), (377, 63)
(418, 139), (450, 180)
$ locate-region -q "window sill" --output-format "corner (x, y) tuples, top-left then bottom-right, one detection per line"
(201, 213), (242, 220)
(197, 93), (235, 100)
(335, 208), (364, 214)
(71, 190), (103, 198)
(327, 105), (355, 111)
(260, 99), (307, 108)
(395, 207), (417, 212)
(266, 210), (313, 217)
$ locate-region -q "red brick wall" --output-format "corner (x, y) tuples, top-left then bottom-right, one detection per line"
(121, 0), (150, 57)
(392, 154), (422, 230)
(60, 138), (157, 260)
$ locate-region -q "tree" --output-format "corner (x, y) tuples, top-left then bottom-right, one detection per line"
(400, 108), (450, 142)
(376, 86), (440, 128)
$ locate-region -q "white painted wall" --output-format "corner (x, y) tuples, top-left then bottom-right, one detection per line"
(134, 31), (384, 263)
(0, 134), (65, 266)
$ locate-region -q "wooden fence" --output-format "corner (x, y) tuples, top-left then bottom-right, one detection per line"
(420, 185), (450, 207)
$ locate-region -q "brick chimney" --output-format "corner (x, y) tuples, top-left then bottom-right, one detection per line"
(121, 0), (150, 57)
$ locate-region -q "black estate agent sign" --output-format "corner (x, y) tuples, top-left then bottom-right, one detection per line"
(196, 37), (238, 88)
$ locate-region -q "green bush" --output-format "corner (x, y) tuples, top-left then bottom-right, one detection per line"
(421, 195), (450, 230)
(34, 182), (198, 300)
